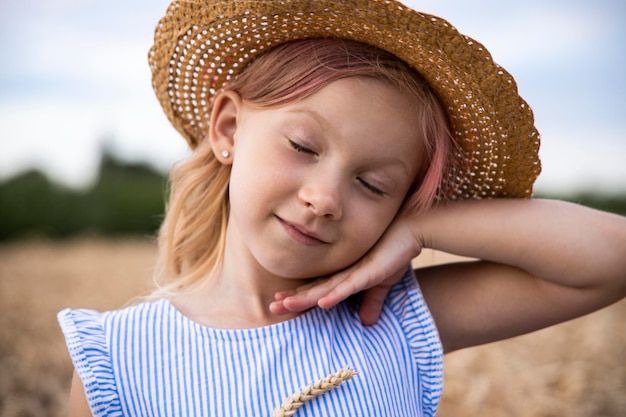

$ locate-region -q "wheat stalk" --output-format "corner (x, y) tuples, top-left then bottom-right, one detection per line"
(272, 366), (359, 417)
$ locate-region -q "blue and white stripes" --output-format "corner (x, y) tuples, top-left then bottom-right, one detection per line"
(58, 308), (123, 416)
(58, 268), (443, 416)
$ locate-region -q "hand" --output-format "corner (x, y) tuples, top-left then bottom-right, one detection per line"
(269, 214), (423, 325)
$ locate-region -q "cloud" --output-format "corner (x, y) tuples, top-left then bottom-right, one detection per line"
(536, 125), (626, 193)
(0, 94), (188, 187)
(1, 0), (625, 193)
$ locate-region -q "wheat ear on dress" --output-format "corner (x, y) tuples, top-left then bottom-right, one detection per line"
(272, 366), (359, 417)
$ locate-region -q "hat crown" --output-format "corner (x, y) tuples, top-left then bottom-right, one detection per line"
(149, 0), (541, 200)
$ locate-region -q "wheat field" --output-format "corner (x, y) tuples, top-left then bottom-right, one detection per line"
(1, 238), (624, 416)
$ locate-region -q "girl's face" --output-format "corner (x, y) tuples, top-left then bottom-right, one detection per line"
(225, 77), (424, 279)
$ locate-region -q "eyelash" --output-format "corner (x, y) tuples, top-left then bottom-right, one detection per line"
(289, 139), (385, 197)
(289, 139), (317, 155)
(358, 178), (385, 196)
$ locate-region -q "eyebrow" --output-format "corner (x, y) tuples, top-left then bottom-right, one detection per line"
(287, 108), (331, 132)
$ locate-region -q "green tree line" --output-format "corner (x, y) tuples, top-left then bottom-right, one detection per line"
(0, 153), (167, 240)
(0, 153), (625, 241)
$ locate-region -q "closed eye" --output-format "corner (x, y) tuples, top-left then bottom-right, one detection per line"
(358, 178), (385, 196)
(289, 139), (318, 156)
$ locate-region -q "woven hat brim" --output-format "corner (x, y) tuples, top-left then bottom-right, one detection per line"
(149, 0), (541, 200)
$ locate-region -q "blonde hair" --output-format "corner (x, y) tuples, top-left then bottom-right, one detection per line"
(152, 38), (451, 296)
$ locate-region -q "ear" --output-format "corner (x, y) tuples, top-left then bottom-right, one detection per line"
(209, 90), (242, 164)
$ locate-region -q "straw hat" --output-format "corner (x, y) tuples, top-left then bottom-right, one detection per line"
(149, 0), (541, 199)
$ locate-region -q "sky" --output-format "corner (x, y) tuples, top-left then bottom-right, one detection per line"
(0, 0), (625, 194)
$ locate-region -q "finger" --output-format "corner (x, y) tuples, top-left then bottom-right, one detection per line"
(273, 289), (296, 302)
(273, 276), (333, 303)
(281, 276), (345, 312)
(271, 276), (340, 315)
(317, 267), (380, 309)
(269, 300), (292, 315)
(358, 285), (393, 326)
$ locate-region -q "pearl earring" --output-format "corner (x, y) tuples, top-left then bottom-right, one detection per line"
(221, 150), (230, 158)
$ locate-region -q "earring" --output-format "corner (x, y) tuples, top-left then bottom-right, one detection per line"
(221, 150), (230, 158)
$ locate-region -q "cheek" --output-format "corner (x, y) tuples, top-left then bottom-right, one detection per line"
(341, 205), (398, 257)
(228, 149), (295, 212)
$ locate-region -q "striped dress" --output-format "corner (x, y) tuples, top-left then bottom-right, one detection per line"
(58, 268), (443, 416)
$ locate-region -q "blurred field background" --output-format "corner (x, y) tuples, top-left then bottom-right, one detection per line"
(1, 154), (625, 416)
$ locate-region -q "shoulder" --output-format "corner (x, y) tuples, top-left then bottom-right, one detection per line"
(387, 267), (443, 346)
(385, 268), (444, 405)
(57, 300), (168, 416)
(58, 299), (171, 363)
(333, 268), (444, 415)
(58, 299), (167, 339)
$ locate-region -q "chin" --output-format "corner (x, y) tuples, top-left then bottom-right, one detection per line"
(262, 262), (340, 280)
(257, 252), (360, 280)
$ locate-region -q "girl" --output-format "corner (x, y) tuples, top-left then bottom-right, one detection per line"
(59, 0), (626, 416)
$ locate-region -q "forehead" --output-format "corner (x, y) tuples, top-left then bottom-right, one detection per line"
(292, 77), (424, 145)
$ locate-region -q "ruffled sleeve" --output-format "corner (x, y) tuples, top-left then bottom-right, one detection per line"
(386, 267), (444, 417)
(58, 308), (123, 416)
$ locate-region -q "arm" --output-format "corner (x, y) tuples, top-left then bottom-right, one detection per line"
(272, 199), (626, 352)
(68, 370), (92, 417)
(415, 198), (626, 352)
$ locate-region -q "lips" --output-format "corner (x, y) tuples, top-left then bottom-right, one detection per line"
(276, 216), (329, 246)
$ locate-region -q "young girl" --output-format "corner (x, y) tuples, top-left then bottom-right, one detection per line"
(59, 0), (626, 416)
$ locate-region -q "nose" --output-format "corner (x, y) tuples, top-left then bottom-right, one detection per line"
(298, 176), (343, 220)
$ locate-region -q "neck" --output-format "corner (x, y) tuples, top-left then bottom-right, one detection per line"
(171, 249), (311, 330)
